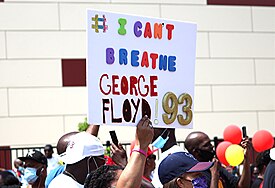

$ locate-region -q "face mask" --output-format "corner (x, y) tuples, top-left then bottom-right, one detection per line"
(152, 136), (169, 149)
(192, 176), (208, 188)
(150, 171), (154, 180)
(198, 149), (215, 162)
(24, 167), (38, 184)
(18, 166), (25, 174)
(87, 156), (99, 178)
(152, 129), (170, 149)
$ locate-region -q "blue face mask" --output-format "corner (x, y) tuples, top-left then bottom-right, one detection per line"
(24, 167), (38, 184)
(18, 166), (25, 174)
(152, 129), (170, 149)
(192, 176), (208, 188)
(152, 135), (169, 149)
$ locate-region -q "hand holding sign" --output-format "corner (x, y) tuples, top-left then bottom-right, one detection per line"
(135, 115), (154, 150)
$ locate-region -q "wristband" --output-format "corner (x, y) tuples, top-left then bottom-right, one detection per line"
(131, 148), (147, 157)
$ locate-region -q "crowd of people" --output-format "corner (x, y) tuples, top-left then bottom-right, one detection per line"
(0, 115), (274, 188)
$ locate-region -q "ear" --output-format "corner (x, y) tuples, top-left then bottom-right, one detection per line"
(176, 177), (184, 188)
(145, 158), (152, 167)
(191, 148), (199, 157)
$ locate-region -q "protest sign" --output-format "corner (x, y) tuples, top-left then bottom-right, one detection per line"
(87, 10), (197, 128)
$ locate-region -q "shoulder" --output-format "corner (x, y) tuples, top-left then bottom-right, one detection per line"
(48, 174), (69, 187)
(50, 173), (83, 188)
(263, 161), (275, 188)
(45, 165), (65, 186)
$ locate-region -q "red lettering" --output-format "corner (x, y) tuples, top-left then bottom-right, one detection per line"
(150, 53), (158, 69)
(166, 24), (174, 40)
(144, 22), (152, 38)
(138, 75), (149, 97)
(112, 75), (120, 95)
(150, 76), (158, 96)
(141, 51), (149, 68)
(154, 23), (162, 39)
(121, 76), (128, 95)
(130, 76), (138, 96)
(99, 74), (111, 95)
(100, 74), (158, 97)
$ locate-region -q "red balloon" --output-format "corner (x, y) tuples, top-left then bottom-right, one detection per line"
(252, 130), (274, 152)
(216, 141), (232, 166)
(223, 125), (242, 144)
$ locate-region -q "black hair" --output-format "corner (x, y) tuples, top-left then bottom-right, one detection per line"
(84, 165), (124, 188)
(0, 171), (20, 186)
(256, 150), (271, 172)
(44, 144), (53, 151)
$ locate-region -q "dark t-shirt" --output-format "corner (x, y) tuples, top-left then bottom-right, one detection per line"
(251, 177), (263, 188)
(263, 160), (275, 188)
(204, 167), (239, 188)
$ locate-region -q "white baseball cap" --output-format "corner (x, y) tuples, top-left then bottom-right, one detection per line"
(60, 132), (104, 164)
(270, 148), (275, 160)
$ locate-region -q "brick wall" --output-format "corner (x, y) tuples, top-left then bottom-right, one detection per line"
(0, 0), (274, 147)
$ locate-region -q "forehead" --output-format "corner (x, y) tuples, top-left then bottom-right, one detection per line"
(196, 133), (209, 140)
(44, 147), (52, 151)
(14, 159), (23, 165)
(196, 134), (211, 147)
(182, 171), (201, 178)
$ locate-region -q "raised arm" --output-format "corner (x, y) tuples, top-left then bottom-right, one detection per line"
(86, 124), (100, 137)
(111, 143), (128, 168)
(237, 137), (252, 188)
(116, 116), (154, 188)
(210, 158), (220, 188)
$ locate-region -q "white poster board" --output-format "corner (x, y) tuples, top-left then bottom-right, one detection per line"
(87, 10), (197, 129)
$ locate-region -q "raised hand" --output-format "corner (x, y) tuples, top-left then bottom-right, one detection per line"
(135, 115), (154, 151)
(111, 143), (128, 168)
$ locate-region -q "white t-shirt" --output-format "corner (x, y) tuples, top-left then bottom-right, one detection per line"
(47, 156), (60, 175)
(48, 173), (83, 188)
(151, 145), (184, 188)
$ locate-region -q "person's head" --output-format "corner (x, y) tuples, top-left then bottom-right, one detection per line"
(84, 165), (123, 188)
(13, 158), (24, 176)
(159, 152), (213, 188)
(61, 132), (105, 182)
(252, 166), (259, 179)
(44, 144), (54, 159)
(13, 159), (23, 169)
(256, 150), (271, 174)
(0, 171), (20, 186)
(145, 152), (156, 174)
(184, 132), (214, 162)
(56, 131), (78, 155)
(18, 150), (47, 185)
(225, 166), (233, 174)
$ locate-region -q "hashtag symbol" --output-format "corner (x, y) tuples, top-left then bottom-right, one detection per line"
(92, 14), (108, 33)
